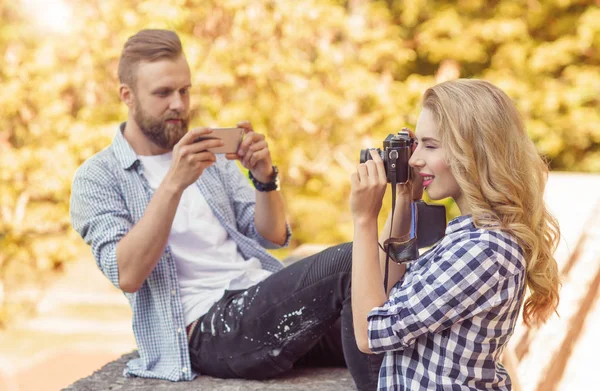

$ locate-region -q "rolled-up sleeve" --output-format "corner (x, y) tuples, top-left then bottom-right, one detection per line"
(367, 240), (508, 353)
(223, 159), (291, 249)
(70, 162), (133, 290)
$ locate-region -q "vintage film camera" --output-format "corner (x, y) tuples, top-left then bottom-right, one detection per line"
(359, 129), (414, 184)
(358, 129), (447, 267)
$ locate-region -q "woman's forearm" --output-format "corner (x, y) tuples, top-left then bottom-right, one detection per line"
(352, 217), (389, 353)
(378, 194), (412, 294)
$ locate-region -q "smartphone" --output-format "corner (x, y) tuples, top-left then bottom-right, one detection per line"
(193, 127), (244, 154)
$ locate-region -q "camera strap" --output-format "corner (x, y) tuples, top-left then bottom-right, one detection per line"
(381, 151), (420, 293)
(382, 151), (399, 293)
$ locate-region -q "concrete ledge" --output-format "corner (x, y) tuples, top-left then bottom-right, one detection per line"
(63, 351), (356, 390)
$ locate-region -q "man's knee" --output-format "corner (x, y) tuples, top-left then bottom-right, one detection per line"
(300, 243), (353, 287)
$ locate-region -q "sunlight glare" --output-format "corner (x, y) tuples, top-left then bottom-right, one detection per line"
(22, 0), (73, 34)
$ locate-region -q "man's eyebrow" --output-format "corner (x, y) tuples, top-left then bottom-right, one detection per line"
(151, 86), (172, 92)
(151, 84), (192, 92)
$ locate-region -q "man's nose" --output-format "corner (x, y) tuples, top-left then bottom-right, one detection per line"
(170, 94), (184, 112)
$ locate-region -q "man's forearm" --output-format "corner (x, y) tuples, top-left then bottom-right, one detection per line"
(352, 217), (388, 353)
(115, 182), (182, 293)
(254, 190), (288, 245)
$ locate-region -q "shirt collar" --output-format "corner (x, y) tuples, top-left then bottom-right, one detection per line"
(445, 214), (475, 235)
(112, 122), (140, 170)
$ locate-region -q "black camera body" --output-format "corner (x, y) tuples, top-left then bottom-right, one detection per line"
(359, 129), (414, 184)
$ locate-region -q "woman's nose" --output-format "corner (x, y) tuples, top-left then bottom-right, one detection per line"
(409, 151), (423, 168)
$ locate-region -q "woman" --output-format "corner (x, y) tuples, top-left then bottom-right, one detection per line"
(350, 79), (560, 390)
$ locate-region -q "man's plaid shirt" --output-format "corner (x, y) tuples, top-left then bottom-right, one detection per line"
(70, 125), (290, 381)
(368, 215), (526, 390)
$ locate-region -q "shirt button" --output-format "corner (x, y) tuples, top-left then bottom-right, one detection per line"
(182, 367), (187, 373)
(177, 328), (182, 334)
(171, 290), (176, 296)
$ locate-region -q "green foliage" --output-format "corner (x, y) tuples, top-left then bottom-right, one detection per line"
(1, 0), (598, 323)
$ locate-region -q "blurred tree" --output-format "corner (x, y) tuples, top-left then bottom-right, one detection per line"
(0, 0), (598, 325)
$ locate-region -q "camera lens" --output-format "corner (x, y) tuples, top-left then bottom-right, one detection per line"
(359, 149), (373, 164)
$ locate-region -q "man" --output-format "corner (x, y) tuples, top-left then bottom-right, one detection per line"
(70, 29), (382, 390)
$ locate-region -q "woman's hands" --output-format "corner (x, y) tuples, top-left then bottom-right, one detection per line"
(396, 172), (424, 202)
(398, 128), (424, 202)
(350, 147), (424, 223)
(350, 150), (388, 223)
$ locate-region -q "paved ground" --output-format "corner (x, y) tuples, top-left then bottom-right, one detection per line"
(0, 172), (598, 391)
(0, 257), (136, 391)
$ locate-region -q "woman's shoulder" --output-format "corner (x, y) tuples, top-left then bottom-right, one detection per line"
(442, 223), (526, 276)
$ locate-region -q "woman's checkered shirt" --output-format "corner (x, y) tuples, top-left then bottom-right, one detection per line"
(368, 215), (526, 390)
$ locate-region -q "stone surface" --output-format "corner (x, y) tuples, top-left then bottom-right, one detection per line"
(63, 351), (356, 391)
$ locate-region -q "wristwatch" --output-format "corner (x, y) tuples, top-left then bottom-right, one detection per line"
(249, 166), (280, 192)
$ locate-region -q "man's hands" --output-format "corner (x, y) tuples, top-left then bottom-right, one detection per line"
(164, 128), (223, 193)
(163, 121), (275, 193)
(225, 121), (274, 183)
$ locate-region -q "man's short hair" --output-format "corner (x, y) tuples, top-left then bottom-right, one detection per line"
(118, 29), (183, 90)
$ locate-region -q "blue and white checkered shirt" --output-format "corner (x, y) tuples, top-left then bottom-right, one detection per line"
(70, 124), (290, 381)
(368, 215), (526, 390)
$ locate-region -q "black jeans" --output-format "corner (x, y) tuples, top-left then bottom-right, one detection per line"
(188, 242), (383, 390)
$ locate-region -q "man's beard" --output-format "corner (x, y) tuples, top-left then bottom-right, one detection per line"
(133, 100), (189, 149)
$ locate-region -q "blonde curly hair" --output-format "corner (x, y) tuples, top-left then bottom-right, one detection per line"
(422, 79), (560, 326)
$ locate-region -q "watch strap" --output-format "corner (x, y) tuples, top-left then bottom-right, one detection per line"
(249, 166), (279, 192)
